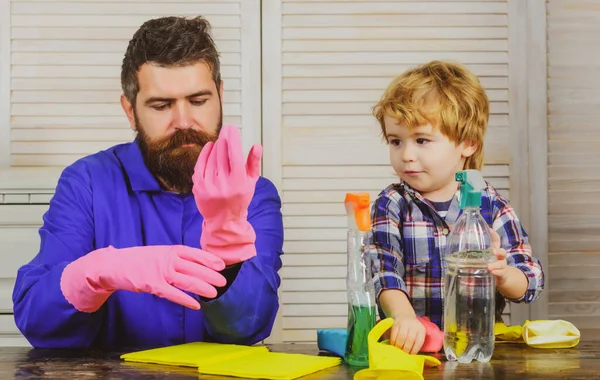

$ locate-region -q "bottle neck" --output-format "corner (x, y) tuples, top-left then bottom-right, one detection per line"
(461, 206), (481, 214)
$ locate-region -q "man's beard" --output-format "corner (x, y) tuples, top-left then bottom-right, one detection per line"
(136, 117), (221, 194)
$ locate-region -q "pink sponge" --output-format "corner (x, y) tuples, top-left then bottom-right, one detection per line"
(418, 316), (444, 353)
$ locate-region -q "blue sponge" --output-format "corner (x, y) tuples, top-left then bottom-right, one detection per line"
(317, 328), (348, 357)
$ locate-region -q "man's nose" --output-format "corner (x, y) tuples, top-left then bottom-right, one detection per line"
(173, 102), (193, 130)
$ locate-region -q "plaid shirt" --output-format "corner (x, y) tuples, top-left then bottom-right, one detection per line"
(367, 181), (545, 328)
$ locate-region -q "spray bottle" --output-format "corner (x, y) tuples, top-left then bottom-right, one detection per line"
(443, 170), (496, 363)
(343, 193), (377, 367)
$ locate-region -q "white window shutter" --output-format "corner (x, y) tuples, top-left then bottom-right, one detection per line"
(262, 0), (513, 343)
(0, 0), (261, 344)
(7, 0), (259, 167)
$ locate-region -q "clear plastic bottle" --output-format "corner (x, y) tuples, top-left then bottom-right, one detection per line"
(443, 170), (496, 364)
(343, 193), (377, 367)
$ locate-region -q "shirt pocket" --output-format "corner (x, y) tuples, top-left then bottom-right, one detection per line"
(403, 220), (432, 267)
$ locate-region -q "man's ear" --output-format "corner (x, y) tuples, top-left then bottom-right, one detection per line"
(120, 94), (136, 132)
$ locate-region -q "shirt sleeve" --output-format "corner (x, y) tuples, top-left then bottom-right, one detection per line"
(200, 177), (284, 345)
(11, 164), (105, 348)
(367, 190), (409, 301)
(492, 198), (545, 303)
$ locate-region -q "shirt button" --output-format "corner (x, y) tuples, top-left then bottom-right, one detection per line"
(442, 228), (449, 236)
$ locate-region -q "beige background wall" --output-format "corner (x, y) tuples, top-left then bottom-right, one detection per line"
(0, 0), (595, 345)
(547, 0), (600, 341)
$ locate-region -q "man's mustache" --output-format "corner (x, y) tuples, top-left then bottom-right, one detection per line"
(153, 129), (216, 151)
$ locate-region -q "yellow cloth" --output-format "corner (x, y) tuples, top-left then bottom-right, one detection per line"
(354, 318), (441, 380)
(198, 351), (341, 380)
(120, 342), (268, 367)
(523, 320), (581, 349)
(120, 341), (341, 380)
(494, 320), (580, 348)
(494, 322), (524, 342)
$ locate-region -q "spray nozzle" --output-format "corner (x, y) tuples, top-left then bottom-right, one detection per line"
(456, 170), (486, 209)
(344, 193), (371, 232)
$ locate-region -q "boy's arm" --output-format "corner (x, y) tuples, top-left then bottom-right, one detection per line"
(368, 192), (415, 318)
(379, 289), (416, 320)
(492, 201), (545, 303)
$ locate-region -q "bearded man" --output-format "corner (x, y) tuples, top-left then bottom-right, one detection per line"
(12, 16), (284, 350)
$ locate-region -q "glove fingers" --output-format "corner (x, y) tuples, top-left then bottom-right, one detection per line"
(153, 283), (201, 310)
(169, 272), (219, 299)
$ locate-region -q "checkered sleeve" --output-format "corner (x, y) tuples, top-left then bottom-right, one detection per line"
(367, 189), (409, 300)
(492, 196), (545, 303)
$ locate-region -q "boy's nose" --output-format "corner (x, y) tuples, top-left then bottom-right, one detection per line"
(401, 146), (416, 162)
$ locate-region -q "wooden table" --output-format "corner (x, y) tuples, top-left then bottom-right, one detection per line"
(1, 342), (599, 379)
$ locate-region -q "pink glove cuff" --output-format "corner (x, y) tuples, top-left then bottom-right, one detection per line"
(200, 218), (257, 266)
(60, 247), (115, 313)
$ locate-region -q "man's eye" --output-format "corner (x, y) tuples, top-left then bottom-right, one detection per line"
(191, 99), (207, 106)
(152, 104), (169, 111)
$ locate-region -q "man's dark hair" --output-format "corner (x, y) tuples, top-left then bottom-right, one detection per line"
(121, 16), (221, 107)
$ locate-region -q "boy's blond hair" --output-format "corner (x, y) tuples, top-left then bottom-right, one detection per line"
(372, 60), (489, 170)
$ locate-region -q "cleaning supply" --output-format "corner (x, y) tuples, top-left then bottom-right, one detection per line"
(317, 316), (443, 357)
(317, 328), (347, 357)
(198, 351), (341, 380)
(417, 316), (444, 353)
(354, 318), (441, 380)
(495, 321), (524, 342)
(495, 320), (581, 348)
(192, 124), (263, 265)
(121, 342), (268, 367)
(121, 342), (341, 380)
(343, 193), (377, 367)
(523, 320), (581, 348)
(443, 170), (496, 363)
(60, 245), (227, 312)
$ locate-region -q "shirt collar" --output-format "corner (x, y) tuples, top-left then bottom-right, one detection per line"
(116, 137), (162, 192)
(399, 180), (462, 225)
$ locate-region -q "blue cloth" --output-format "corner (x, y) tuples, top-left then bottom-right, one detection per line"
(317, 328), (348, 357)
(11, 140), (284, 350)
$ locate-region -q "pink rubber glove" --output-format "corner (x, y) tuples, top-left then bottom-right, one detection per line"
(417, 316), (444, 353)
(192, 125), (262, 266)
(60, 245), (227, 313)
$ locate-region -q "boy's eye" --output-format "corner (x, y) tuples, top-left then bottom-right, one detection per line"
(389, 139), (401, 146)
(416, 138), (430, 144)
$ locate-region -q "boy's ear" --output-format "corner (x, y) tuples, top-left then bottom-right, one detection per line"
(461, 141), (478, 158)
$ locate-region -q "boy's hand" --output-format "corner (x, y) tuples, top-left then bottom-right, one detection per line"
(389, 315), (426, 354)
(488, 228), (509, 286)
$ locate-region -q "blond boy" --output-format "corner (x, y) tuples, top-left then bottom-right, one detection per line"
(368, 61), (545, 354)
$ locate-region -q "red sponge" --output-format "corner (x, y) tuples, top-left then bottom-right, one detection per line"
(417, 316), (444, 353)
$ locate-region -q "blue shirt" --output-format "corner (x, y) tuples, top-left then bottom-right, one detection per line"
(12, 140), (284, 350)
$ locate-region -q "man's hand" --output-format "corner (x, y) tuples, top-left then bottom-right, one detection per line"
(192, 125), (262, 265)
(60, 245), (227, 313)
